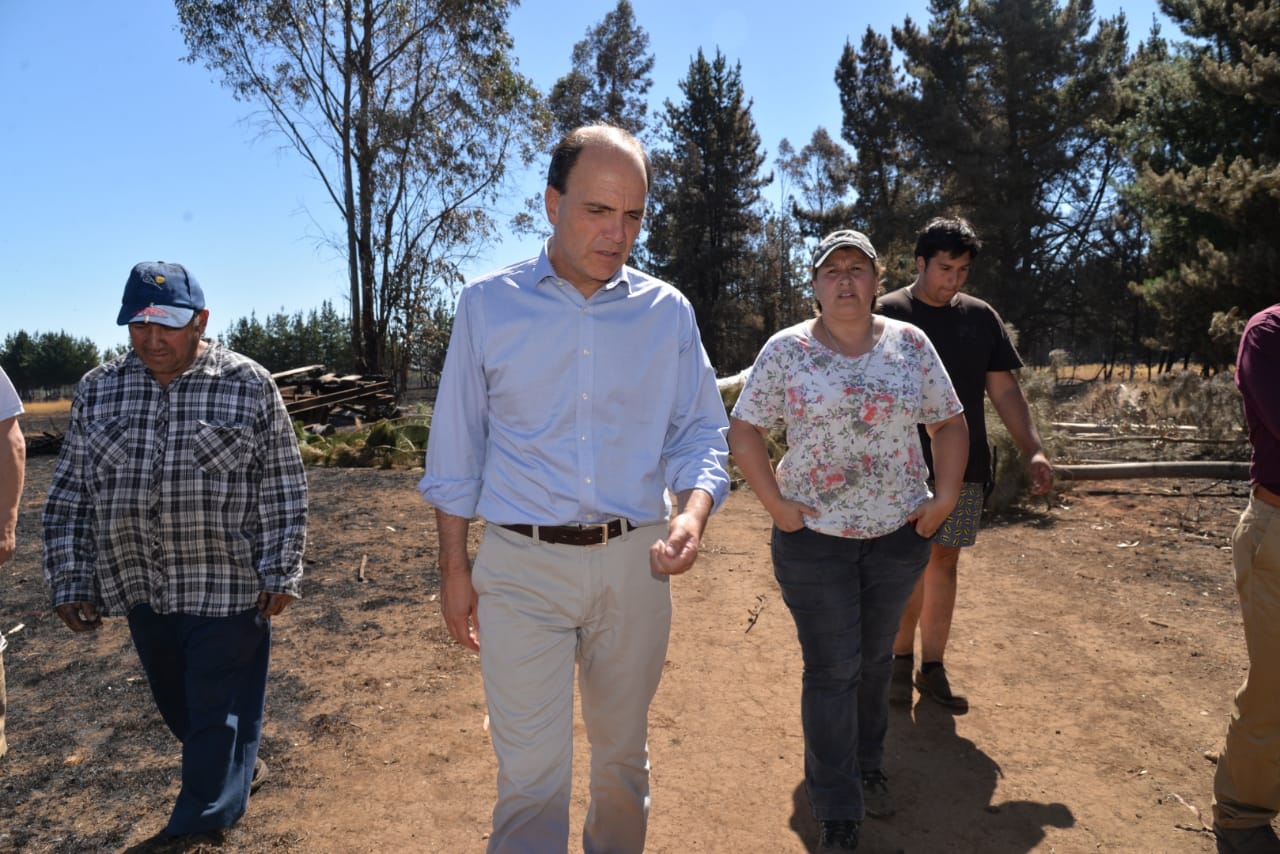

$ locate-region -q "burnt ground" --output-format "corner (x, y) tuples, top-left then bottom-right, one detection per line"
(0, 452), (1264, 853)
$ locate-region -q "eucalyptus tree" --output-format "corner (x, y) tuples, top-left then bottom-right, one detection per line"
(176, 0), (549, 374)
(546, 0), (655, 138)
(643, 49), (771, 370)
(778, 128), (858, 242)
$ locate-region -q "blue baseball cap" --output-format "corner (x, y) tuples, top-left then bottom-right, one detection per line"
(117, 261), (206, 327)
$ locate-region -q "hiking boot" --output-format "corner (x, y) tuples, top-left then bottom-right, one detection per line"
(862, 769), (895, 818)
(817, 819), (861, 852)
(250, 758), (269, 794)
(889, 656), (914, 707)
(1215, 824), (1280, 854)
(914, 665), (969, 712)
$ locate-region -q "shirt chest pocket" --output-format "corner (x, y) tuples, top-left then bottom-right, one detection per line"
(192, 420), (254, 474)
(85, 415), (131, 473)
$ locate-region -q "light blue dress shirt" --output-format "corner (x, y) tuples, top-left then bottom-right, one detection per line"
(419, 244), (730, 526)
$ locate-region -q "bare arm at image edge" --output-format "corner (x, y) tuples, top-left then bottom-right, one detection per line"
(0, 415), (24, 565)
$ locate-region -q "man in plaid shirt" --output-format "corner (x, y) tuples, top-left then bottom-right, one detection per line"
(42, 261), (308, 848)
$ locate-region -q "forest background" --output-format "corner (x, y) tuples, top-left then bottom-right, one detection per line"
(2, 0), (1276, 394)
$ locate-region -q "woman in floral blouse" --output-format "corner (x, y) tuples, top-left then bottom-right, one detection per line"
(727, 229), (968, 853)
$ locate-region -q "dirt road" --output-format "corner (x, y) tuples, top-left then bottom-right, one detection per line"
(1, 457), (1254, 852)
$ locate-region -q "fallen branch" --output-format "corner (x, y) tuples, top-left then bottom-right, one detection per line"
(1056, 462), (1249, 481)
(1058, 435), (1245, 445)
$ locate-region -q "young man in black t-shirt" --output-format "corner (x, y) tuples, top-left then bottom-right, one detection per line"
(878, 217), (1054, 713)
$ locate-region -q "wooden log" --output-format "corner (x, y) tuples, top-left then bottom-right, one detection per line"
(1059, 435), (1245, 445)
(1052, 422), (1207, 434)
(1055, 461), (1250, 481)
(270, 365), (327, 381)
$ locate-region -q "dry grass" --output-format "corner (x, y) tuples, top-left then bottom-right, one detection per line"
(21, 400), (71, 417)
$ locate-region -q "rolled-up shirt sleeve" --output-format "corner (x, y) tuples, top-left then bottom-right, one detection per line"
(420, 288), (488, 518)
(663, 300), (730, 510)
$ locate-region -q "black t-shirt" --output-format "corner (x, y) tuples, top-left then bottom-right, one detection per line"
(878, 287), (1023, 483)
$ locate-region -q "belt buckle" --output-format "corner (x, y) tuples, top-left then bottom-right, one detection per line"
(596, 522), (610, 546)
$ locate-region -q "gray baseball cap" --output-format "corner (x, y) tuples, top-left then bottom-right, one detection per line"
(812, 229), (878, 268)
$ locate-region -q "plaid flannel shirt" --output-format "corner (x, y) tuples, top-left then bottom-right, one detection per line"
(42, 342), (308, 617)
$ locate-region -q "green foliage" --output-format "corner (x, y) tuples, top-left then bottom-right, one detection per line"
(836, 0), (1131, 358)
(175, 0), (550, 377)
(294, 418), (430, 469)
(221, 301), (354, 373)
(777, 128), (858, 241)
(834, 28), (933, 263)
(645, 49), (772, 371)
(546, 0), (654, 138)
(1, 330), (101, 395)
(1119, 0), (1280, 366)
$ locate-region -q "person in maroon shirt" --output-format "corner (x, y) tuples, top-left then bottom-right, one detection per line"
(1213, 302), (1280, 854)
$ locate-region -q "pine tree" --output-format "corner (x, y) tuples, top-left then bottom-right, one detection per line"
(838, 0), (1130, 353)
(1120, 0), (1280, 367)
(835, 28), (935, 270)
(644, 50), (771, 370)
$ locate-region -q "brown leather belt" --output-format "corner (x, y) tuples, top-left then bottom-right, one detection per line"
(1254, 485), (1280, 509)
(499, 519), (634, 546)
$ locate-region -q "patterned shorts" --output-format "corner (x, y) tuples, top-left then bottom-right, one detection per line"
(934, 482), (986, 548)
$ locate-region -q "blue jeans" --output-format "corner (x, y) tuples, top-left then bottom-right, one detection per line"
(127, 604), (271, 835)
(772, 523), (930, 821)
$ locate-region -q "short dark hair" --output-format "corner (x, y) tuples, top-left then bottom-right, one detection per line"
(546, 124), (651, 194)
(914, 216), (982, 262)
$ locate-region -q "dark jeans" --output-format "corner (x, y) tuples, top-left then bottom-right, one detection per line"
(127, 604), (271, 835)
(772, 523), (929, 821)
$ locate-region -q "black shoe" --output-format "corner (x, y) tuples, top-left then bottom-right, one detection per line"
(914, 664), (969, 713)
(817, 818), (860, 852)
(862, 769), (895, 818)
(1216, 824), (1280, 854)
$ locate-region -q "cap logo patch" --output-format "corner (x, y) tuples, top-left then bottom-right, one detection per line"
(134, 306), (172, 321)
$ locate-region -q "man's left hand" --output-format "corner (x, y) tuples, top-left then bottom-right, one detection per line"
(650, 513), (702, 576)
(257, 591), (296, 618)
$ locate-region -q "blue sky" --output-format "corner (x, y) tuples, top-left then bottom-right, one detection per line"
(0, 0), (1168, 355)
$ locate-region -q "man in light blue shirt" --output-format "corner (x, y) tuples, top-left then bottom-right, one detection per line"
(420, 124), (729, 853)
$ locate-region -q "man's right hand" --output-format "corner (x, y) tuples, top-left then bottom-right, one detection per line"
(434, 510), (480, 651)
(439, 559), (480, 652)
(55, 602), (103, 632)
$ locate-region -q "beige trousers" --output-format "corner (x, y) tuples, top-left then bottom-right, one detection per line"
(474, 523), (672, 854)
(1213, 496), (1280, 828)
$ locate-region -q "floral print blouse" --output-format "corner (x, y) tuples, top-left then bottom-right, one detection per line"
(732, 317), (963, 539)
